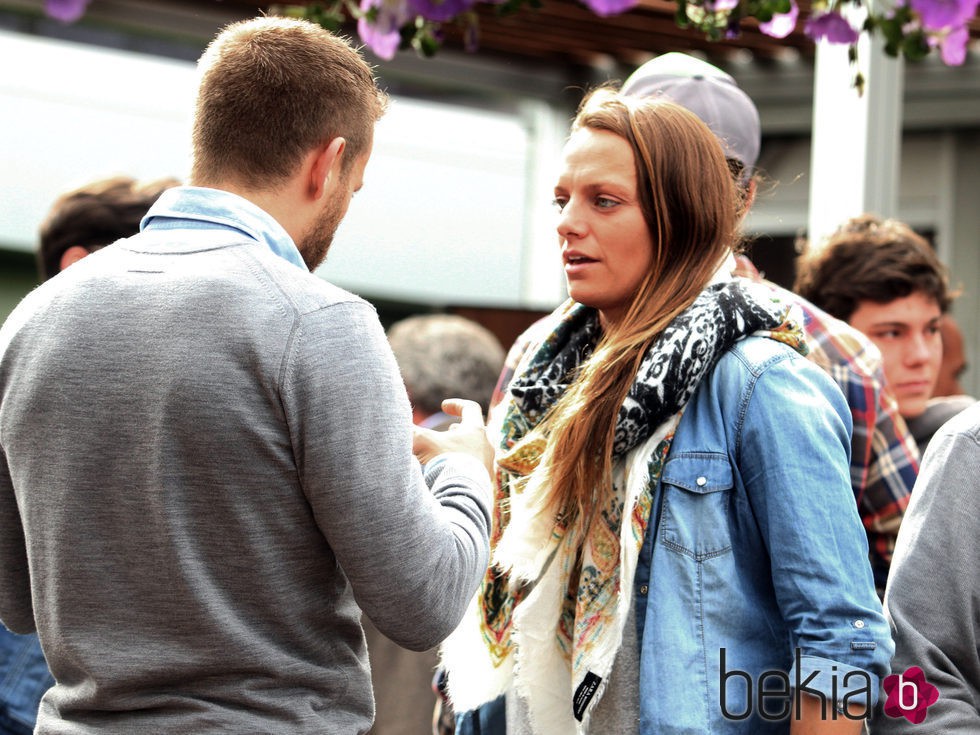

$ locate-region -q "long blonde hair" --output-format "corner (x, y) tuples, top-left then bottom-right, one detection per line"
(529, 88), (741, 526)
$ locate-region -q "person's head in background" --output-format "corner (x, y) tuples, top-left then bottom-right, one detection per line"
(387, 314), (505, 429)
(622, 52), (761, 213)
(37, 176), (180, 282)
(934, 316), (968, 396)
(795, 214), (954, 419)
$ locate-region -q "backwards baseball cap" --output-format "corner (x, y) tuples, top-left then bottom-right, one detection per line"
(622, 52), (760, 181)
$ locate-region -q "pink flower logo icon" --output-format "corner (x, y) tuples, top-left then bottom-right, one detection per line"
(883, 667), (940, 724)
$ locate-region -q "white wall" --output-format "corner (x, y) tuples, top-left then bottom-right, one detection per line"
(0, 30), (565, 309)
(0, 29), (196, 246)
(325, 97), (540, 308)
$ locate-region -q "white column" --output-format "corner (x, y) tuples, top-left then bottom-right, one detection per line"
(517, 99), (568, 309)
(807, 9), (905, 250)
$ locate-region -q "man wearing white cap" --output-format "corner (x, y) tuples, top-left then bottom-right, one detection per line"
(623, 53), (919, 595)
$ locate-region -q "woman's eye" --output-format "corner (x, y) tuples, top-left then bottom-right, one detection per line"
(595, 196), (618, 209)
(552, 197), (567, 212)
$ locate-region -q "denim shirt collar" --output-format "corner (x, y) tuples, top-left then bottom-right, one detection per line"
(140, 186), (307, 271)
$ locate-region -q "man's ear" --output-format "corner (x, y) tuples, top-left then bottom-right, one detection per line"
(309, 137), (347, 200)
(59, 245), (91, 272)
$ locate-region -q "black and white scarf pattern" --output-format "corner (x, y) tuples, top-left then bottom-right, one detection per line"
(509, 280), (795, 458)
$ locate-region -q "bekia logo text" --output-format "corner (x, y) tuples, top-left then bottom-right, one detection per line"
(719, 648), (872, 721)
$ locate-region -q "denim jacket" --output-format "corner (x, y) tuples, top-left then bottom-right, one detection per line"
(0, 630), (51, 734)
(634, 336), (893, 734)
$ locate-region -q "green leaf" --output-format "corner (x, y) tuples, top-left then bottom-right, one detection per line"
(278, 5), (309, 19)
(413, 30), (441, 57)
(902, 31), (930, 61)
(675, 0), (690, 28)
(853, 70), (865, 96)
(894, 4), (914, 24)
(882, 17), (905, 44)
(497, 0), (528, 15)
(398, 22), (416, 46)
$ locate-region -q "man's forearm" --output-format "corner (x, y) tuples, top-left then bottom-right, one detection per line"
(790, 692), (866, 735)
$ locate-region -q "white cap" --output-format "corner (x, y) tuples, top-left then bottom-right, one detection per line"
(622, 52), (761, 180)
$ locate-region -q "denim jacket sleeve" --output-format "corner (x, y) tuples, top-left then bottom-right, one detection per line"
(737, 344), (894, 703)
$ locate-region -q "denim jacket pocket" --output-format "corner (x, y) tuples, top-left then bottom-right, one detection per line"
(659, 453), (734, 560)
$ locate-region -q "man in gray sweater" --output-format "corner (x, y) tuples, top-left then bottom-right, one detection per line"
(0, 16), (493, 735)
(879, 401), (980, 733)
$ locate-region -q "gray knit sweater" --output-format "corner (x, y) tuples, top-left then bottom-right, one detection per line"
(878, 401), (980, 734)
(0, 225), (491, 734)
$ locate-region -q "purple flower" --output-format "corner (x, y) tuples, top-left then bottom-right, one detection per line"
(804, 10), (860, 44)
(938, 23), (970, 63)
(707, 0), (740, 11)
(760, 0), (799, 38)
(911, 0), (978, 30)
(358, 0), (412, 59)
(44, 0), (91, 23)
(357, 17), (400, 59)
(581, 0), (638, 17)
(409, 0), (476, 22)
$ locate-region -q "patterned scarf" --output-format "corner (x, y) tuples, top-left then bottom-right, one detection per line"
(441, 280), (806, 733)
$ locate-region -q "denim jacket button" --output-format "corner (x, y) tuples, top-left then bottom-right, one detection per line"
(696, 476), (707, 487)
(854, 619), (866, 628)
(639, 585), (649, 595)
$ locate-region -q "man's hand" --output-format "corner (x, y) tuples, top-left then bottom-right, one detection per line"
(413, 399), (495, 476)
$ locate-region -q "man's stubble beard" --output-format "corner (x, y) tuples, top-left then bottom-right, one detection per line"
(298, 185), (348, 272)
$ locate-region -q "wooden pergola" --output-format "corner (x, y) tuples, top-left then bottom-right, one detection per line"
(194, 0), (980, 71)
(178, 0), (821, 69)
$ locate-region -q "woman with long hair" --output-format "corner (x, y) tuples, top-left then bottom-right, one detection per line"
(438, 89), (892, 734)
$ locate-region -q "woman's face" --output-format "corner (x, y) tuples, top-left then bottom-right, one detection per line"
(553, 127), (654, 327)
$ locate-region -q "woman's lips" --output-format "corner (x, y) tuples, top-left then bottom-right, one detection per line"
(563, 252), (598, 276)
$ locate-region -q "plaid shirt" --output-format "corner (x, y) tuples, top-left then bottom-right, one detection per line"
(490, 288), (918, 594)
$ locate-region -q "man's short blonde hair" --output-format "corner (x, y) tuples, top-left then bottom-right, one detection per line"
(191, 17), (387, 189)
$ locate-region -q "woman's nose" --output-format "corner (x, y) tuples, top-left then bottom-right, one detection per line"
(556, 199), (584, 240)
